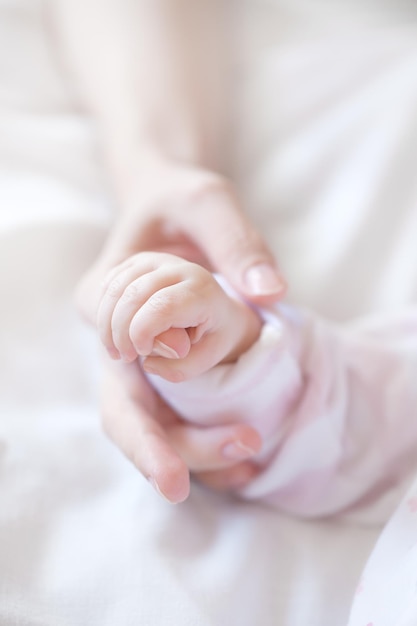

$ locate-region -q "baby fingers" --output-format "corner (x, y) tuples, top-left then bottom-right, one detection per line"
(127, 281), (210, 360)
(97, 259), (187, 360)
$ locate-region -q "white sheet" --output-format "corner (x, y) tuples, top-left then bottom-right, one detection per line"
(1, 1), (417, 624)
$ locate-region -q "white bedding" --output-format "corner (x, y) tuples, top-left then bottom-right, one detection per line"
(1, 1), (417, 624)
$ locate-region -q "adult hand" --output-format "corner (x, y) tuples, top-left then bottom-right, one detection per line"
(77, 154), (286, 501)
(101, 356), (263, 503)
(76, 153), (286, 323)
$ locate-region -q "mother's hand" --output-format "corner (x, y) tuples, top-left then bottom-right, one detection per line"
(102, 356), (263, 503)
(77, 154), (286, 501)
(76, 154), (286, 323)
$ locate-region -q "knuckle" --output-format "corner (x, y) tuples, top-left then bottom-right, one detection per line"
(106, 278), (122, 298)
(187, 262), (211, 285)
(122, 283), (140, 302)
(147, 291), (175, 315)
(101, 266), (119, 287)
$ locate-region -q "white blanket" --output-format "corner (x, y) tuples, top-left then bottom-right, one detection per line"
(1, 1), (417, 624)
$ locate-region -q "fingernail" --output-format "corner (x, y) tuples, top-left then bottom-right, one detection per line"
(153, 340), (180, 359)
(147, 476), (175, 504)
(222, 441), (257, 460)
(244, 264), (286, 296)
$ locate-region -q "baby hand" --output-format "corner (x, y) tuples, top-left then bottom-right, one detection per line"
(96, 252), (261, 381)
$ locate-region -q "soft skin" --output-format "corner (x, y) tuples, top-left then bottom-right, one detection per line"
(97, 252), (263, 381)
(51, 0), (285, 502)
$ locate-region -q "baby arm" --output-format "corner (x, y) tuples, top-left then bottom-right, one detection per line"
(141, 301), (417, 522)
(96, 251), (262, 382)
(97, 252), (417, 521)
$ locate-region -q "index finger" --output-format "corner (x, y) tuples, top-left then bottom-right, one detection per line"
(101, 359), (190, 503)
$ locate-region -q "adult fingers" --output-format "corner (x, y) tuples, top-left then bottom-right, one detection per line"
(166, 421), (262, 472)
(103, 174), (288, 305)
(101, 359), (190, 503)
(194, 463), (261, 491)
(101, 358), (263, 501)
(178, 179), (287, 304)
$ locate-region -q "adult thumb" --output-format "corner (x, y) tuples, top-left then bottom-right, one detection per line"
(182, 181), (287, 304)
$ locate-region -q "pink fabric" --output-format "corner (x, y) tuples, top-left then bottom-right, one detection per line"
(149, 300), (417, 624)
(149, 301), (417, 517)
